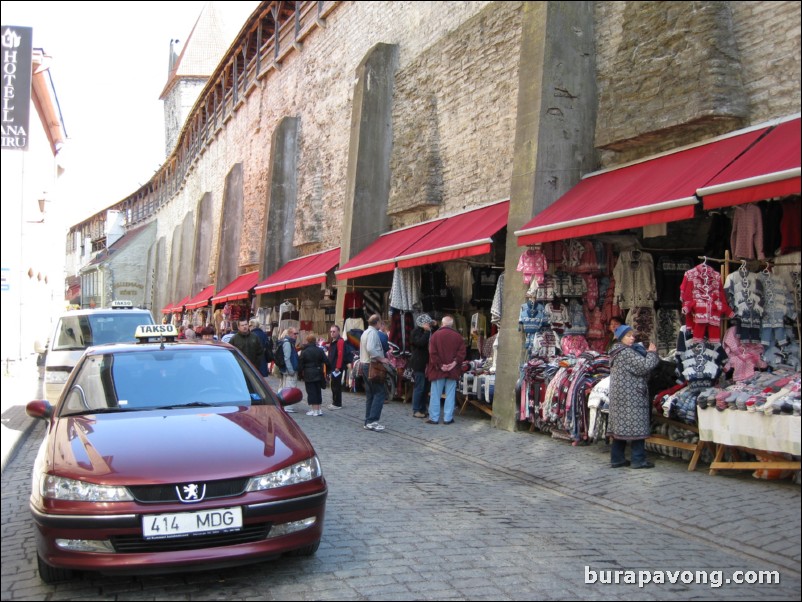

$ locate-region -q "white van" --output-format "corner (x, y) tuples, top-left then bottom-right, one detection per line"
(38, 302), (155, 402)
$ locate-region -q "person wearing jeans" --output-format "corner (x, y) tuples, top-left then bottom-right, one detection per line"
(425, 316), (466, 425)
(360, 314), (388, 432)
(410, 314), (436, 418)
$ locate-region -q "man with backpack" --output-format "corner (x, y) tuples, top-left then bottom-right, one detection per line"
(275, 329), (300, 410)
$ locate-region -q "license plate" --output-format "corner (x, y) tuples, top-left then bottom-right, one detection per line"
(142, 507), (243, 539)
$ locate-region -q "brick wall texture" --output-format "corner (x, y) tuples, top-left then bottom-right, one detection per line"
(83, 1), (801, 295)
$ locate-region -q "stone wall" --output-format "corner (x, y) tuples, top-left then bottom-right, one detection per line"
(594, 1), (800, 164)
(388, 2), (522, 223)
(153, 1), (492, 281)
(146, 0), (799, 293)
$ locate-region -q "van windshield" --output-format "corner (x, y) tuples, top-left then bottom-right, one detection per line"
(53, 313), (149, 350)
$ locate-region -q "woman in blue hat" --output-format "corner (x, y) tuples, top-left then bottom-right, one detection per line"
(608, 324), (659, 469)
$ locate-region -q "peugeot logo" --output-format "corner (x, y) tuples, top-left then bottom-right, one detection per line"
(176, 482), (207, 503)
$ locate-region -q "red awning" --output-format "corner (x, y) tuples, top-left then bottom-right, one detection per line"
(396, 201), (509, 268)
(211, 271), (260, 304)
(161, 302), (175, 315)
(697, 117), (801, 209)
(170, 295), (192, 313)
(335, 220), (446, 280)
(255, 248), (340, 294)
(515, 127), (770, 245)
(184, 284), (215, 310)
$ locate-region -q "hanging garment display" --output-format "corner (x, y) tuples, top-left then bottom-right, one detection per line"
(389, 267), (421, 311)
(517, 247), (548, 285)
(730, 203), (765, 260)
(680, 261), (733, 342)
(613, 249), (656, 309)
(724, 265), (764, 344)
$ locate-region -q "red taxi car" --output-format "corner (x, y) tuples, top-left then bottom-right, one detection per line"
(26, 324), (326, 583)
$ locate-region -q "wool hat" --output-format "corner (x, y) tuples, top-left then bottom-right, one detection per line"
(614, 324), (633, 341)
(416, 313), (435, 327)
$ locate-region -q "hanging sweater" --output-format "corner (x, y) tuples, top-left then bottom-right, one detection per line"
(730, 203), (765, 260)
(680, 264), (734, 326)
(613, 250), (656, 309)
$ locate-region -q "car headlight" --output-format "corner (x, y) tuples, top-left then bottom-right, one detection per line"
(41, 474), (133, 502)
(45, 370), (70, 385)
(245, 457), (322, 492)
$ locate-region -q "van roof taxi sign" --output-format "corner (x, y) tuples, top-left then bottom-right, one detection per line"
(111, 300), (134, 309)
(135, 324), (178, 343)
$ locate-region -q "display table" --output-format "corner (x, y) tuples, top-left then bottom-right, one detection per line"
(692, 408), (801, 475)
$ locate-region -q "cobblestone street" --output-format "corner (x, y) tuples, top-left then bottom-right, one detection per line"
(2, 376), (800, 600)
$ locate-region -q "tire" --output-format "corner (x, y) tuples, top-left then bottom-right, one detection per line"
(287, 540), (320, 557)
(37, 554), (73, 584)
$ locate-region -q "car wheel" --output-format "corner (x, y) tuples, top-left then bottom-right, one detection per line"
(37, 554), (73, 584)
(287, 540), (320, 557)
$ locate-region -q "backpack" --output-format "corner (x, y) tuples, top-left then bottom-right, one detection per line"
(341, 339), (357, 366)
(273, 339), (288, 372)
(263, 335), (274, 363)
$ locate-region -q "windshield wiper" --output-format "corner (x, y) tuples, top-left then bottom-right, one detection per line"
(154, 402), (218, 409)
(61, 407), (135, 417)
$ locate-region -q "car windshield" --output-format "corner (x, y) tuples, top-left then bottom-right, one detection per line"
(52, 313), (148, 350)
(59, 348), (274, 416)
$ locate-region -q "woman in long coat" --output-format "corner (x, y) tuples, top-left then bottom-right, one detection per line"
(298, 334), (327, 416)
(608, 324), (659, 469)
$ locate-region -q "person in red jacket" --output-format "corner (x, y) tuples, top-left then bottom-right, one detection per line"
(425, 315), (466, 425)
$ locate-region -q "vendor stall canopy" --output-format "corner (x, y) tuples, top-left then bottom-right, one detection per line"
(184, 284), (215, 310)
(336, 200), (509, 280)
(211, 271), (260, 304)
(255, 248), (340, 294)
(515, 115), (800, 246)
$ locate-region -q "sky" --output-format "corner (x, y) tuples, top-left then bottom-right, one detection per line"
(2, 1), (260, 222)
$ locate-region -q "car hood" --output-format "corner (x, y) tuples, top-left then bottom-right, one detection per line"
(48, 406), (313, 484)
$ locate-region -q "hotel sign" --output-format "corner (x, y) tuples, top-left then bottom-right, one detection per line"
(1, 26), (32, 151)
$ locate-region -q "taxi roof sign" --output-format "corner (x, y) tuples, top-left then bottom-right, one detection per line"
(111, 300), (134, 309)
(135, 324), (178, 342)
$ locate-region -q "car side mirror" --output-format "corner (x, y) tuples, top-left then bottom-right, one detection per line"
(277, 387), (303, 406)
(27, 400), (54, 420)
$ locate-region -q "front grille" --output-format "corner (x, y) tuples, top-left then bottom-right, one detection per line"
(111, 524), (270, 553)
(129, 478), (250, 503)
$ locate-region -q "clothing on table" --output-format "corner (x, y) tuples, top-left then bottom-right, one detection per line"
(722, 326), (767, 382)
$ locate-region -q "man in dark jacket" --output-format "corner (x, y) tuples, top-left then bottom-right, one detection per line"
(410, 314), (436, 418)
(425, 315), (466, 425)
(249, 319), (270, 377)
(230, 320), (265, 370)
